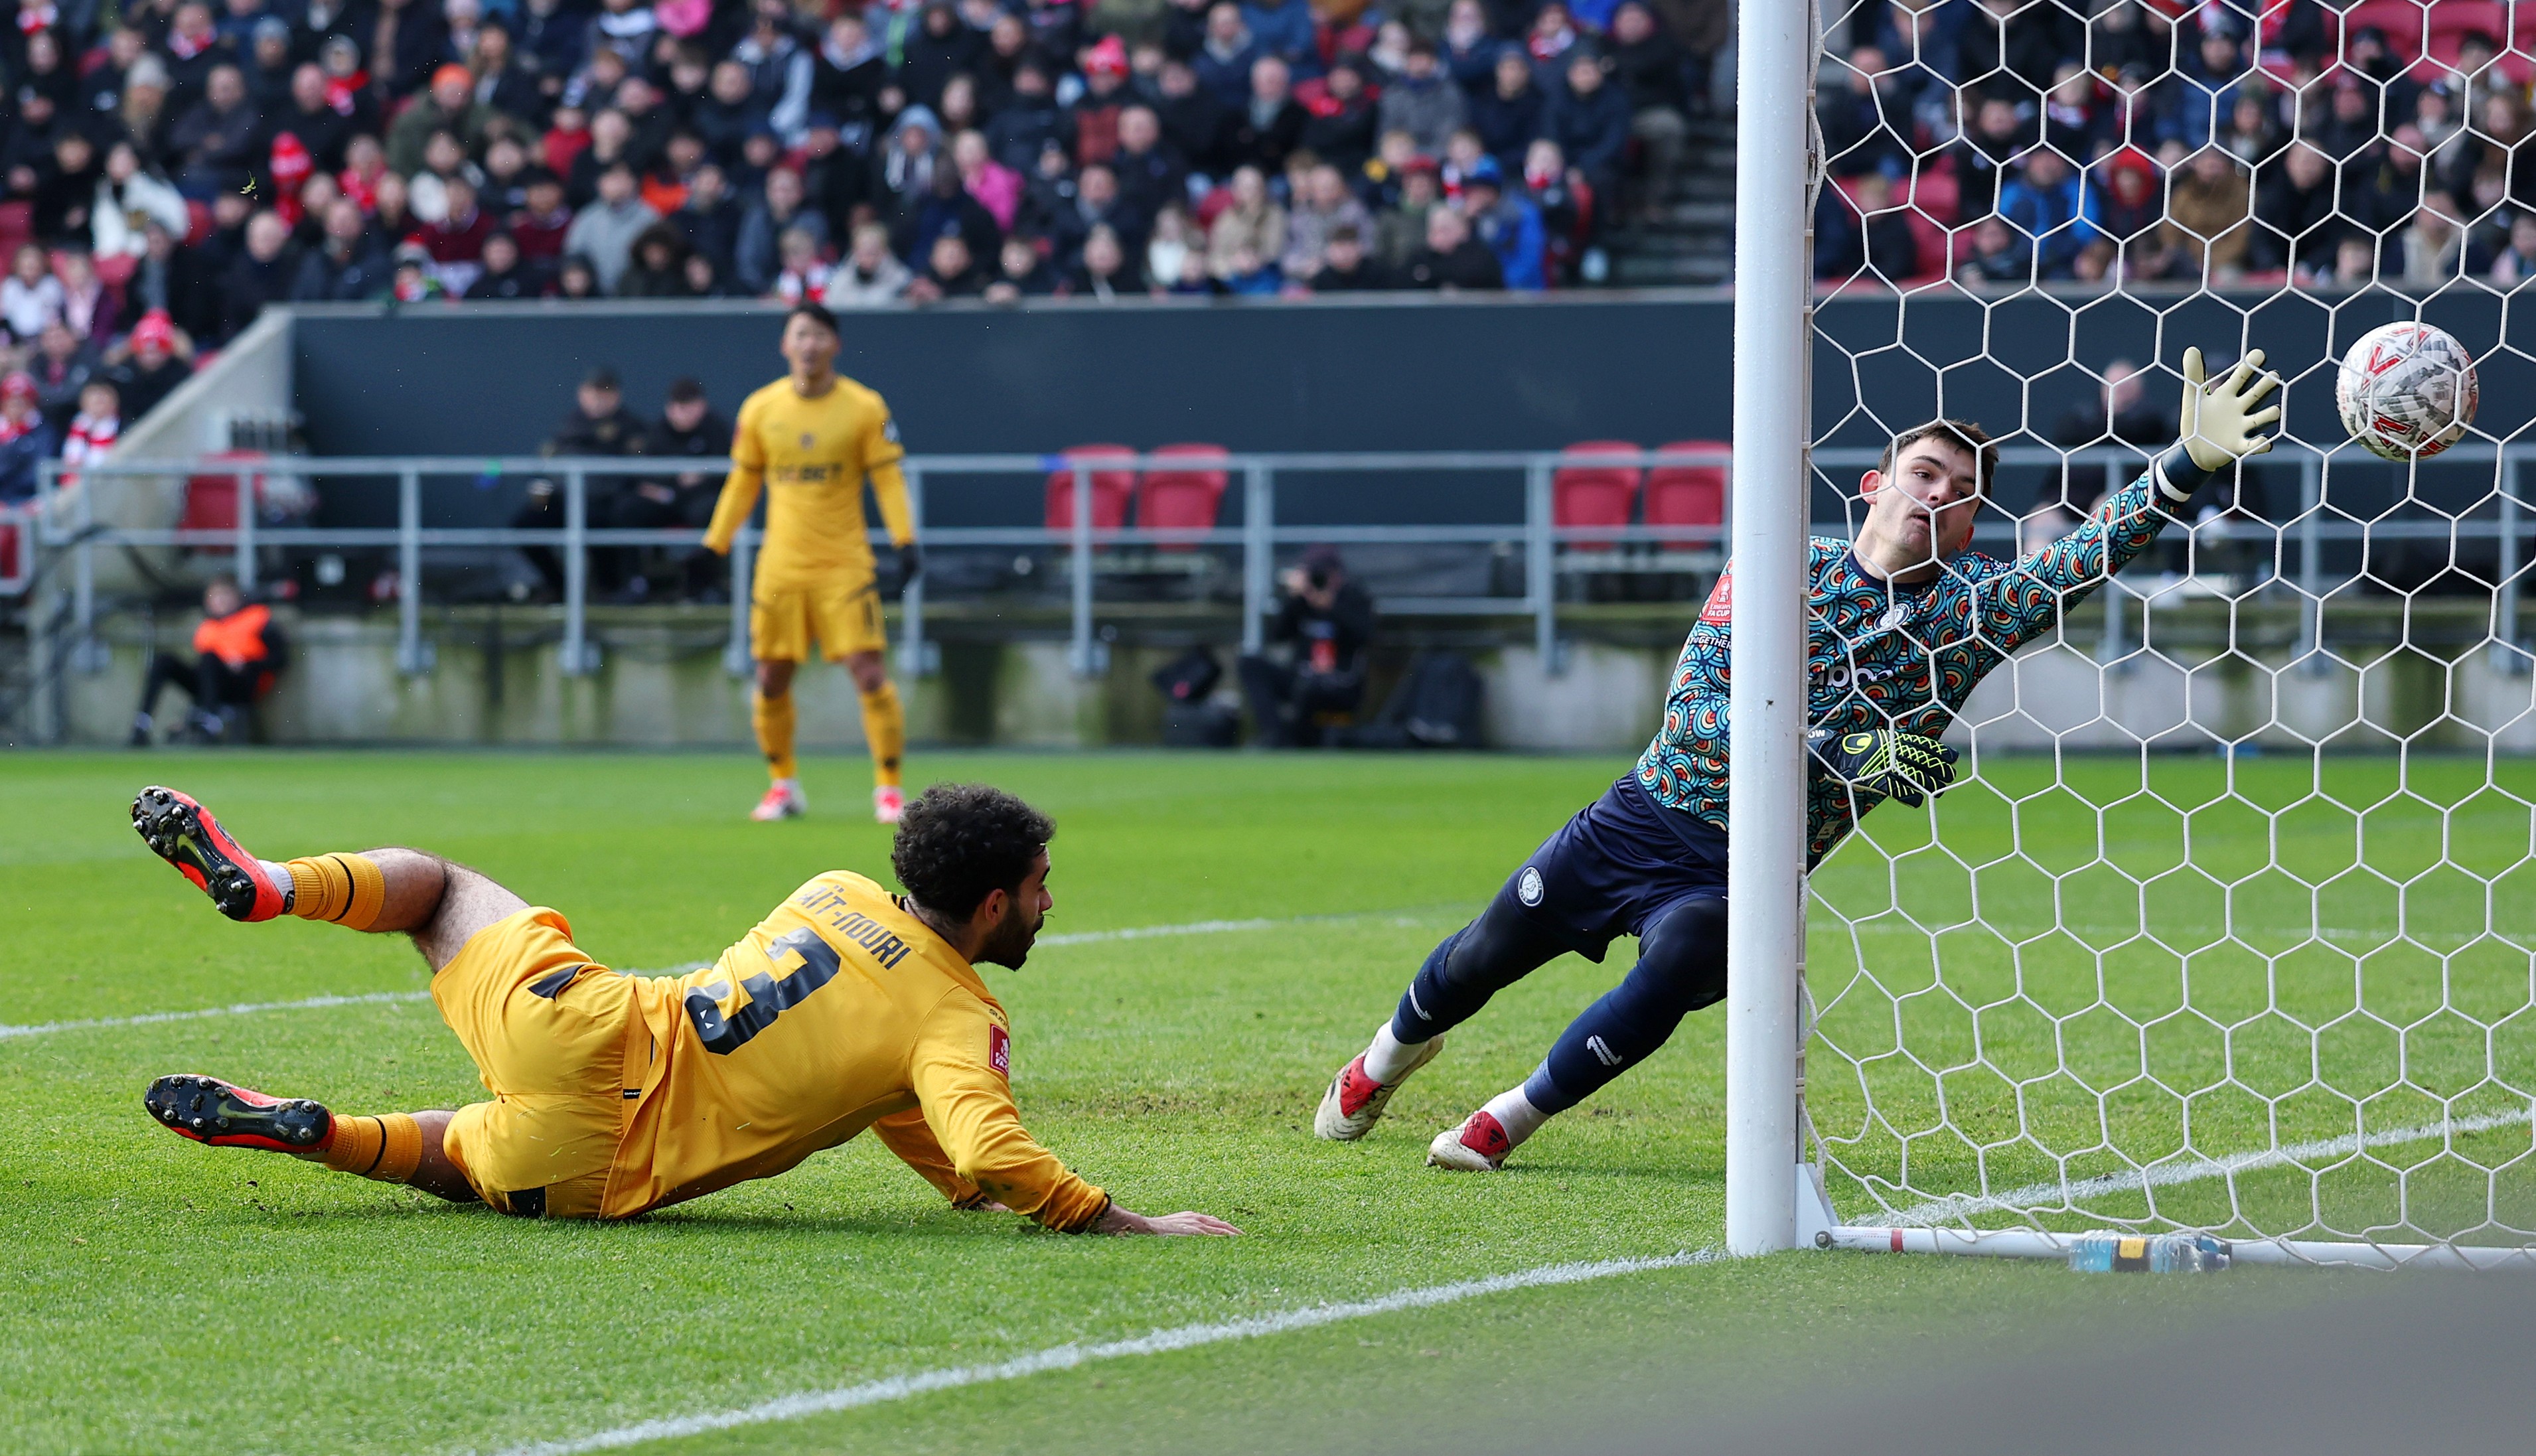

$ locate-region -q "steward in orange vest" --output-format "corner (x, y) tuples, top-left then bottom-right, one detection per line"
(133, 575), (286, 745)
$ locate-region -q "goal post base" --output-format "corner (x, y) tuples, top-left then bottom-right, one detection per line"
(1819, 1226), (2536, 1272)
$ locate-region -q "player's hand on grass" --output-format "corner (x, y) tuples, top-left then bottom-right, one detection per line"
(1091, 1202), (1243, 1236)
(2179, 346), (2284, 473)
(1809, 728), (1959, 808)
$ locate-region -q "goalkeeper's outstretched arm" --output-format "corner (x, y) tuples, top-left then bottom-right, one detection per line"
(1983, 346), (2283, 654)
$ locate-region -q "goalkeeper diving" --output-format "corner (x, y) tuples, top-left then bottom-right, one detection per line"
(1315, 347), (2283, 1169)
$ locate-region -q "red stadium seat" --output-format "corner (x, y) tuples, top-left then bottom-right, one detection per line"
(1136, 443), (1229, 549)
(0, 201), (31, 253)
(180, 451), (269, 540)
(1644, 441), (1728, 547)
(1831, 175), (1952, 290)
(1554, 440), (1643, 550)
(1044, 445), (1137, 532)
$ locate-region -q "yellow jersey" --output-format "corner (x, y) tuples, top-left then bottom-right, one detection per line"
(606, 871), (1109, 1230)
(704, 374), (913, 587)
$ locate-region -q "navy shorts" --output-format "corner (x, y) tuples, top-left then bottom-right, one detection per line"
(1500, 776), (1730, 962)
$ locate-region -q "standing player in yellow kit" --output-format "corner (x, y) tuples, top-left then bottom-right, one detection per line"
(127, 781), (1240, 1236)
(704, 302), (919, 824)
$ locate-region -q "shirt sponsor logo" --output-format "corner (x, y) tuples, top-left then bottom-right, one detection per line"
(1517, 866), (1544, 907)
(989, 1023), (1011, 1078)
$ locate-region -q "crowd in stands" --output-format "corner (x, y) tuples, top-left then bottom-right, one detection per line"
(1815, 2), (2536, 294)
(0, 0), (1734, 459)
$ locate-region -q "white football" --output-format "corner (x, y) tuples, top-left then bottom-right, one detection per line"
(2335, 321), (2478, 461)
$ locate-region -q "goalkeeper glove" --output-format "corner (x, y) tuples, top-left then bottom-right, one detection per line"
(895, 542), (923, 589)
(2178, 346), (2283, 474)
(1809, 728), (1961, 808)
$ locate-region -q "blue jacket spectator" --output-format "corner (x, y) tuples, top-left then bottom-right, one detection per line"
(2162, 20), (2249, 153)
(1870, 0), (1964, 88)
(1463, 160), (1547, 290)
(514, 0), (591, 90)
(1545, 52), (1633, 196)
(1195, 3), (1267, 109)
(1469, 48), (1549, 175)
(1240, 0), (1317, 70)
(1377, 41), (1468, 157)
(0, 373), (55, 503)
(1820, 44), (1913, 179)
(1998, 151), (2094, 278)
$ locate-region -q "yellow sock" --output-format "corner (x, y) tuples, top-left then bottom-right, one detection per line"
(285, 853), (387, 931)
(754, 690), (798, 782)
(859, 681), (905, 789)
(305, 1112), (423, 1183)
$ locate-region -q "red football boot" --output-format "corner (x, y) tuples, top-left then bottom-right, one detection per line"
(1427, 1109), (1513, 1171)
(131, 785), (289, 922)
(145, 1073), (333, 1153)
(1313, 1031), (1446, 1141)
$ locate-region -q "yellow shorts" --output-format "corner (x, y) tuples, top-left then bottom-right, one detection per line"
(434, 907), (651, 1218)
(751, 575), (883, 663)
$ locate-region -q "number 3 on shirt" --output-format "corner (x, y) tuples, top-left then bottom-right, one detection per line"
(684, 927), (842, 1055)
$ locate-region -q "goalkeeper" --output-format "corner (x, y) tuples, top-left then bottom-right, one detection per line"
(1315, 348), (2282, 1170)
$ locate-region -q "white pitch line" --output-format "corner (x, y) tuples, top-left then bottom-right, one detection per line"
(487, 1248), (1721, 1456)
(1037, 909), (1440, 947)
(0, 911), (1446, 1043)
(1882, 1106), (2536, 1228)
(0, 990), (438, 1042)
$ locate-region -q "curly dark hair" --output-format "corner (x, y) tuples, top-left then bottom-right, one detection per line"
(889, 783), (1055, 922)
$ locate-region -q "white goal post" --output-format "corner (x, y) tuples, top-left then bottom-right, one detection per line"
(1726, 0), (2536, 1270)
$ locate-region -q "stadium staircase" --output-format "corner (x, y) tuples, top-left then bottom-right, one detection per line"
(1605, 110), (1738, 287)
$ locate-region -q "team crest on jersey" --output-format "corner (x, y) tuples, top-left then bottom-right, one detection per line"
(1700, 568), (1734, 626)
(799, 432), (816, 449)
(1517, 867), (1544, 906)
(989, 1023), (1011, 1078)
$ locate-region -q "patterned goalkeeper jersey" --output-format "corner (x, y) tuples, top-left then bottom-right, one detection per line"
(1634, 454), (2205, 867)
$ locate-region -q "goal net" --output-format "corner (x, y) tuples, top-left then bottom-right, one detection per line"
(1795, 0), (2536, 1267)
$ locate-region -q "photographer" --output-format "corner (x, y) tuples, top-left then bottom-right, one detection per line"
(1238, 544), (1375, 748)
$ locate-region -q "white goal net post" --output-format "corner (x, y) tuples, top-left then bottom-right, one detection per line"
(1725, 0), (2536, 1270)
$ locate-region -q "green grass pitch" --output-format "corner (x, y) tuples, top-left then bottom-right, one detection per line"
(0, 749), (2516, 1453)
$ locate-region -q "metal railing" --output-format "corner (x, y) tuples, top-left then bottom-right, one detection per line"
(21, 442), (2529, 679)
(29, 449), (1736, 679)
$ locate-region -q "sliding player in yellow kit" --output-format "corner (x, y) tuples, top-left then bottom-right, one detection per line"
(704, 302), (919, 825)
(127, 782), (1238, 1236)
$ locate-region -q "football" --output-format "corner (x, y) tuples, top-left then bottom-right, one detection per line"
(2336, 321), (2480, 461)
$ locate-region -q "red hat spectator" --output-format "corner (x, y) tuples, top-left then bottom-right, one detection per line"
(271, 132), (314, 188)
(131, 311), (178, 353)
(1084, 35), (1129, 79)
(656, 0), (710, 36)
(0, 372), (35, 403)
